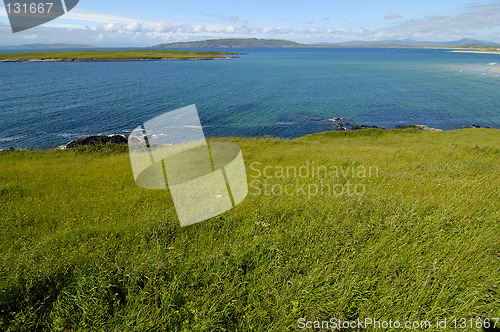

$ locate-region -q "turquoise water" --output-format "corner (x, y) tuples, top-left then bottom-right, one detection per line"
(0, 47), (499, 149)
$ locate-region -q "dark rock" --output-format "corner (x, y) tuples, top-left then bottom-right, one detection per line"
(107, 135), (128, 144)
(471, 124), (481, 128)
(351, 125), (379, 131)
(336, 123), (346, 130)
(66, 135), (127, 148)
(396, 125), (410, 129)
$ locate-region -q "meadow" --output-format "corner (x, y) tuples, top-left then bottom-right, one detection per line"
(0, 128), (499, 331)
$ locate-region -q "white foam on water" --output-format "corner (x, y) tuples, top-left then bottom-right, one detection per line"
(0, 136), (25, 143)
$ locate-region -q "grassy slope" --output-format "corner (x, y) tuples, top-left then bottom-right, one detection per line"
(0, 129), (499, 331)
(0, 50), (239, 61)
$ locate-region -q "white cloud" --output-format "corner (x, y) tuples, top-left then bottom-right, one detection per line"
(179, 24), (202, 33)
(231, 16), (239, 22)
(225, 26), (236, 33)
(384, 13), (402, 20)
(126, 23), (143, 33)
(21, 33), (39, 40)
(98, 23), (123, 32)
(378, 3), (500, 41)
(154, 22), (178, 33)
(260, 26), (292, 34)
(193, 25), (206, 33)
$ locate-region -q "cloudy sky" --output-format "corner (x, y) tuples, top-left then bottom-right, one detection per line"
(1, 0), (500, 46)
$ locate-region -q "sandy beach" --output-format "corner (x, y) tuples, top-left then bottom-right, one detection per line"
(451, 50), (500, 55)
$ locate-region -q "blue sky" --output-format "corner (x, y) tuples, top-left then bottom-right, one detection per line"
(1, 0), (500, 46)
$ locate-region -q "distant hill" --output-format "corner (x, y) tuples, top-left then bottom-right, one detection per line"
(314, 38), (499, 48)
(152, 38), (499, 49)
(152, 38), (307, 48)
(0, 43), (96, 50)
(446, 38), (500, 47)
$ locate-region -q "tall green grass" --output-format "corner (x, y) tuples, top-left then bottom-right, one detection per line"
(0, 129), (499, 331)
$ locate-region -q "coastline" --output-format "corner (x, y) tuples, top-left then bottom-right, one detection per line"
(1, 125), (497, 152)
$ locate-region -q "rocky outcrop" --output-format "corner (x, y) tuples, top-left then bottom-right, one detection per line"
(409, 124), (442, 132)
(351, 124), (379, 131)
(66, 135), (127, 148)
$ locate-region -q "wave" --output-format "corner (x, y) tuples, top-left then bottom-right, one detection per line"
(0, 135), (25, 143)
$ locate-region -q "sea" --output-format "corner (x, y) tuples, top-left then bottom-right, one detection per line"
(1, 47), (499, 149)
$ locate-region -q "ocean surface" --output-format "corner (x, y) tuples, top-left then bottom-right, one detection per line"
(1, 47), (499, 149)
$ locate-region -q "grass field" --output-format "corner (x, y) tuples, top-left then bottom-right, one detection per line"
(0, 128), (499, 331)
(0, 50), (241, 62)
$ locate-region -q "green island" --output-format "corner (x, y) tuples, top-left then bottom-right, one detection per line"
(0, 49), (242, 62)
(1, 128), (499, 330)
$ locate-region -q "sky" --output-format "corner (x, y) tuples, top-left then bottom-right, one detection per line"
(1, 0), (500, 46)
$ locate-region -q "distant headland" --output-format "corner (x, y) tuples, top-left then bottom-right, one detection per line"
(152, 38), (305, 48)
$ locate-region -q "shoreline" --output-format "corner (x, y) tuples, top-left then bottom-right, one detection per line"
(1, 126), (497, 152)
